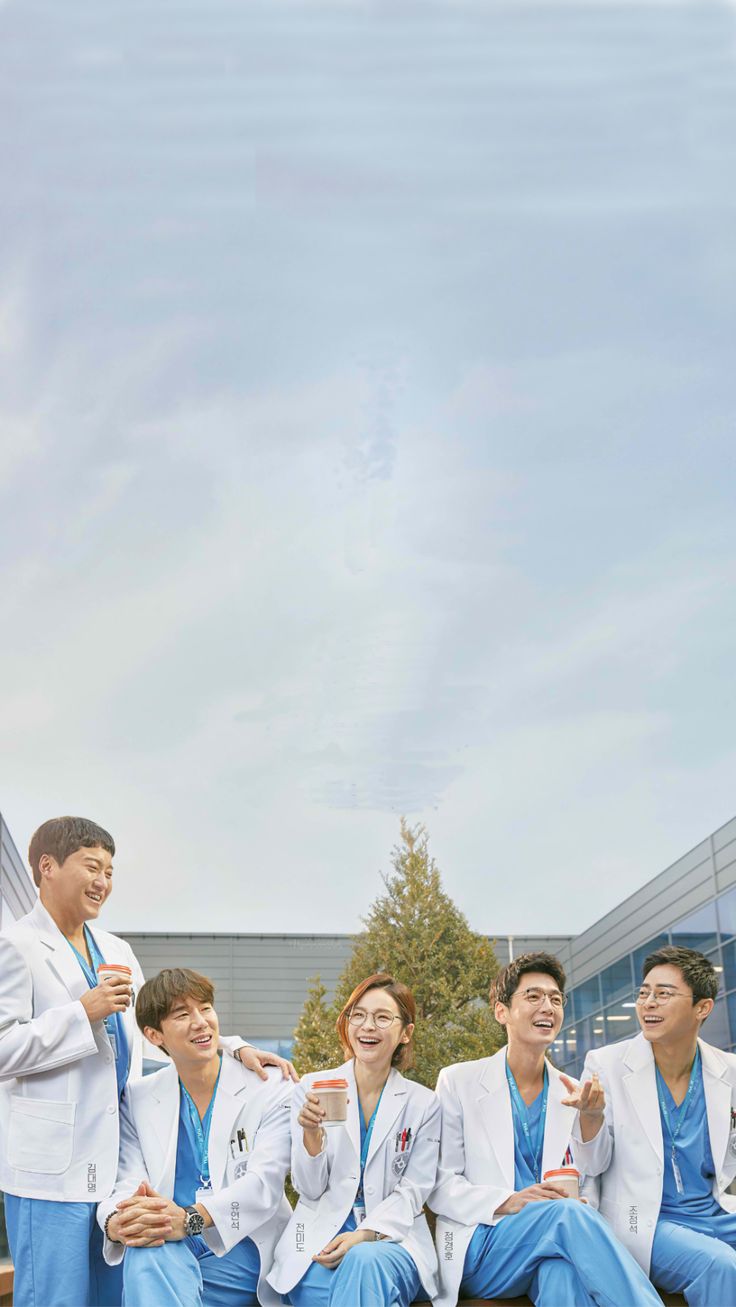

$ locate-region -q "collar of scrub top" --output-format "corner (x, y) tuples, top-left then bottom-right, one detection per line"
(623, 1032), (733, 1175)
(473, 1047), (576, 1190)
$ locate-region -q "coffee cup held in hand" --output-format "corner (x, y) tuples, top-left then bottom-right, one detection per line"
(312, 1078), (349, 1126)
(543, 1167), (580, 1199)
(97, 964), (133, 999)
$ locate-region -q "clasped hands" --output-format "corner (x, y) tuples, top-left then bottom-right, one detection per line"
(106, 1181), (208, 1247)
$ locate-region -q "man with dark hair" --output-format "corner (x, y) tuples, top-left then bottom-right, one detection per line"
(574, 944), (736, 1304)
(0, 816), (296, 1307)
(430, 952), (661, 1307)
(96, 969), (292, 1307)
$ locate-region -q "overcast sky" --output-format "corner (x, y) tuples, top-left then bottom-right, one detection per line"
(1, 0), (735, 937)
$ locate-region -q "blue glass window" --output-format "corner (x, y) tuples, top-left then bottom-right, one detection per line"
(603, 998), (637, 1043)
(705, 997), (730, 1052)
(718, 886), (736, 941)
(722, 939), (736, 994)
(632, 936), (669, 985)
(599, 956), (634, 1007)
(670, 902), (718, 955)
(569, 976), (602, 1019)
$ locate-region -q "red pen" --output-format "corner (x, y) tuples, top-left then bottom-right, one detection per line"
(401, 1129), (407, 1151)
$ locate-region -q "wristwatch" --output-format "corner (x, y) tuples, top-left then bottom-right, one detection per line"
(183, 1205), (205, 1237)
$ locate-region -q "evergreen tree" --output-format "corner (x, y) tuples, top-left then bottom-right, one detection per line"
(291, 820), (504, 1088)
(290, 975), (342, 1074)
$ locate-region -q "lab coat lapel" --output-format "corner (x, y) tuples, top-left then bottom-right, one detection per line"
(148, 1065), (181, 1191)
(344, 1061), (362, 1160)
(207, 1055), (248, 1186)
(365, 1068), (407, 1167)
(623, 1034), (663, 1165)
(31, 901), (90, 1001)
(477, 1050), (515, 1189)
(701, 1039), (732, 1175)
(541, 1063), (576, 1177)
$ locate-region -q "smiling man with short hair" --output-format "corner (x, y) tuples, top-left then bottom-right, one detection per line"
(574, 944), (736, 1304)
(429, 952), (661, 1307)
(0, 814), (296, 1307)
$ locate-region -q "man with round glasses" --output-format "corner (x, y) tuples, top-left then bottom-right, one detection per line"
(429, 952), (661, 1306)
(573, 944), (736, 1304)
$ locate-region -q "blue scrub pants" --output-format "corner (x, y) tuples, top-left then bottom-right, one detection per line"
(285, 1240), (424, 1307)
(122, 1233), (260, 1307)
(461, 1201), (663, 1307)
(4, 1195), (122, 1307)
(650, 1208), (736, 1306)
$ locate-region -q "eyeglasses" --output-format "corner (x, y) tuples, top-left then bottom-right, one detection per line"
(348, 1009), (403, 1029)
(636, 987), (685, 1006)
(519, 987), (566, 1010)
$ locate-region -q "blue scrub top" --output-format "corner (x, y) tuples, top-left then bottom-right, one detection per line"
(507, 1070), (548, 1188)
(658, 1052), (719, 1218)
(173, 1058), (223, 1209)
(68, 926), (129, 1098)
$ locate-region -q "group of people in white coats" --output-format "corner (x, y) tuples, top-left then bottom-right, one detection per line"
(1, 816), (736, 1307)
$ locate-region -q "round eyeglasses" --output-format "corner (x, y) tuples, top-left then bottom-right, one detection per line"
(347, 1009), (403, 1029)
(518, 987), (566, 1009)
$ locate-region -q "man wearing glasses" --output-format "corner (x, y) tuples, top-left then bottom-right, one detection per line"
(573, 945), (736, 1304)
(430, 952), (661, 1307)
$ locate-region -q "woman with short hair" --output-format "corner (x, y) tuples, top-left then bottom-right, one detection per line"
(268, 972), (440, 1306)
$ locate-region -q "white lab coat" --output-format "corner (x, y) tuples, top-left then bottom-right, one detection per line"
(0, 900), (146, 1202)
(573, 1033), (736, 1274)
(429, 1047), (608, 1307)
(96, 1055), (292, 1307)
(268, 1059), (441, 1300)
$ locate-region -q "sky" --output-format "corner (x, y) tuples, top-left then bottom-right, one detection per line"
(1, 0), (735, 937)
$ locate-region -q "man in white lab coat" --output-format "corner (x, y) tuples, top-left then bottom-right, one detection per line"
(0, 815), (296, 1307)
(574, 944), (736, 1305)
(430, 951), (663, 1307)
(97, 967), (293, 1307)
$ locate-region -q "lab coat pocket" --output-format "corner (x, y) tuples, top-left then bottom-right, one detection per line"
(7, 1096), (76, 1174)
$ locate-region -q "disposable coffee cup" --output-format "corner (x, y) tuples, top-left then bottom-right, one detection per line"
(97, 964), (133, 995)
(312, 1078), (349, 1126)
(543, 1167), (580, 1199)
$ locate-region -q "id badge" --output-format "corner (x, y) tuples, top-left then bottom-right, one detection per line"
(352, 1201), (366, 1227)
(107, 1031), (118, 1062)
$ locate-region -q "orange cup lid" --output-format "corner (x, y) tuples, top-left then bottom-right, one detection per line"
(98, 964), (132, 973)
(312, 1078), (349, 1089)
(544, 1167), (580, 1178)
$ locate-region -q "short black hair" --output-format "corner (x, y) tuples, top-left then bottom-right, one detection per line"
(491, 951), (566, 1008)
(642, 945), (719, 1004)
(28, 817), (115, 888)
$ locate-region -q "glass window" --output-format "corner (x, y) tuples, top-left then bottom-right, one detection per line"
(603, 998), (638, 1042)
(632, 935), (669, 986)
(723, 939), (736, 995)
(670, 902), (719, 955)
(705, 997), (730, 1052)
(600, 956), (635, 1006)
(718, 886), (736, 941)
(574, 1017), (593, 1067)
(569, 976), (602, 1019)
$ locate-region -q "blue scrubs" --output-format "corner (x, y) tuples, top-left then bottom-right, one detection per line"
(650, 1052), (736, 1304)
(460, 1066), (662, 1307)
(4, 929), (129, 1307)
(286, 1094), (424, 1307)
(122, 1058), (262, 1307)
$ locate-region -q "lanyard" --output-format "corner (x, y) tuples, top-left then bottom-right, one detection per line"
(505, 1061), (548, 1183)
(656, 1052), (700, 1195)
(180, 1058), (222, 1190)
(357, 1087), (385, 1199)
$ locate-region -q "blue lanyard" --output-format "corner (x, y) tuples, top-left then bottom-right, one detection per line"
(180, 1058), (222, 1189)
(656, 1051), (700, 1194)
(357, 1088), (384, 1197)
(506, 1061), (548, 1182)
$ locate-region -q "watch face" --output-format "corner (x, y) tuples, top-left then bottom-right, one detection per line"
(185, 1207), (205, 1236)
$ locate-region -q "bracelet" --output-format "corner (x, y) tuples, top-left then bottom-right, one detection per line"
(103, 1211), (121, 1244)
